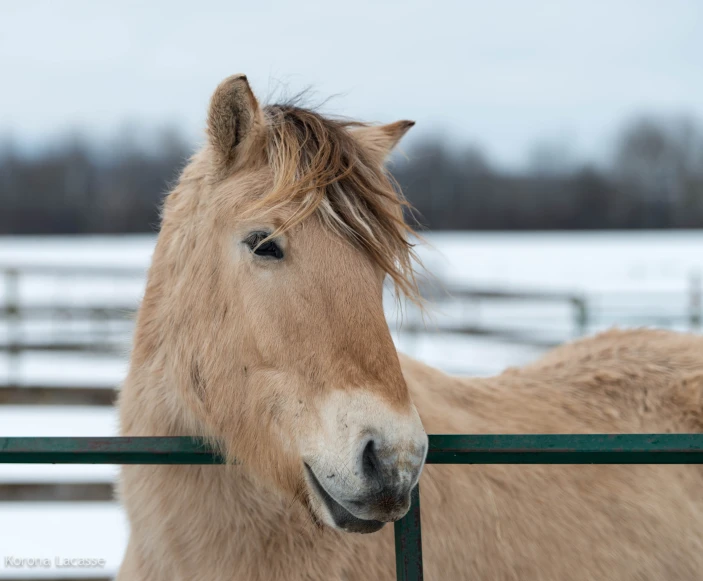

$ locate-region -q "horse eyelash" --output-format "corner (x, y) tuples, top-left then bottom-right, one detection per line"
(244, 231), (271, 247)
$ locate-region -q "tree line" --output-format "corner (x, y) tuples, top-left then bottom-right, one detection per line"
(1, 116), (702, 234)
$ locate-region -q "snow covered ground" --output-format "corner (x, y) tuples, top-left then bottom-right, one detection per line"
(0, 503), (127, 579)
(2, 231), (703, 577)
(420, 230), (703, 293)
(0, 406), (123, 578)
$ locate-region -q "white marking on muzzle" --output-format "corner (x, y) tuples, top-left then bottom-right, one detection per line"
(303, 389), (427, 521)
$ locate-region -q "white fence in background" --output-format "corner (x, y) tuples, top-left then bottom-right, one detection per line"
(2, 264), (702, 387)
(1, 265), (143, 388)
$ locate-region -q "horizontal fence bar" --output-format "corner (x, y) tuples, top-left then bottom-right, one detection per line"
(0, 386), (117, 406)
(0, 437), (223, 464)
(427, 434), (703, 464)
(0, 264), (146, 277)
(0, 482), (114, 502)
(3, 434), (703, 464)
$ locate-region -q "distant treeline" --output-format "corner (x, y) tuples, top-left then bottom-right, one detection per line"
(1, 116), (702, 234)
(396, 115), (703, 230)
(0, 128), (190, 234)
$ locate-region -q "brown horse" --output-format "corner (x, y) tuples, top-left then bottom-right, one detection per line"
(116, 74), (703, 580)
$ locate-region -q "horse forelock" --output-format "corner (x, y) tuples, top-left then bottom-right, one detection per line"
(227, 103), (425, 304)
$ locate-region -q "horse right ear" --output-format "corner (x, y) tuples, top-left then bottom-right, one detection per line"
(207, 74), (264, 173)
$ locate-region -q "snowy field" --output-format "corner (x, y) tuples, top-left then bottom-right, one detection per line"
(2, 231), (703, 578)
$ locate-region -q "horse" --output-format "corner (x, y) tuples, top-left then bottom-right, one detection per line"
(116, 74), (703, 580)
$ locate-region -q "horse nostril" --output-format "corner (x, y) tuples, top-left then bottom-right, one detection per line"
(361, 439), (381, 482)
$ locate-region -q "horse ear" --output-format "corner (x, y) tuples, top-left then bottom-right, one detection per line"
(352, 120), (415, 165)
(207, 74), (264, 171)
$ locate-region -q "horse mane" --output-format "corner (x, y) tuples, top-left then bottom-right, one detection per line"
(240, 102), (423, 302)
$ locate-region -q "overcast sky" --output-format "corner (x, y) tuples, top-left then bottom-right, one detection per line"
(1, 0), (701, 169)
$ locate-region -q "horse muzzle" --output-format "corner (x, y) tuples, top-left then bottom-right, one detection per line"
(304, 436), (427, 533)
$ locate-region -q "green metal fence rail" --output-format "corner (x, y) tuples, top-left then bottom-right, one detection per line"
(3, 434), (703, 581)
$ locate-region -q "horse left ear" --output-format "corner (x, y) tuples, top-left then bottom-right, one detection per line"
(207, 74), (265, 174)
(351, 120), (415, 165)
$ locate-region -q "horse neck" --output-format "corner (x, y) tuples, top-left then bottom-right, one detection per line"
(120, 362), (321, 550)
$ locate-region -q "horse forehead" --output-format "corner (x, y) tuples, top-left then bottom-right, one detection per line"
(297, 221), (377, 273)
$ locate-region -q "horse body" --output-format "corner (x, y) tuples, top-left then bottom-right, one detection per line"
(401, 330), (703, 580)
(119, 328), (703, 580)
(117, 74), (703, 580)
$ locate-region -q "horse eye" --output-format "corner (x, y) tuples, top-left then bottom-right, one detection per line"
(245, 232), (284, 260)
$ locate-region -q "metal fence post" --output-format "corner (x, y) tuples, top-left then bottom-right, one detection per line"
(572, 296), (588, 337)
(394, 484), (424, 581)
(5, 268), (20, 386)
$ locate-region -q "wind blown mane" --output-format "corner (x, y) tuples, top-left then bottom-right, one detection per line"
(243, 103), (422, 302)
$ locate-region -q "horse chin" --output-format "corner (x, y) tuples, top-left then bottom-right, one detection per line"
(304, 464), (386, 534)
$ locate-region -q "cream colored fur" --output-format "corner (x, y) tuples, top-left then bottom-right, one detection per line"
(116, 75), (703, 580)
